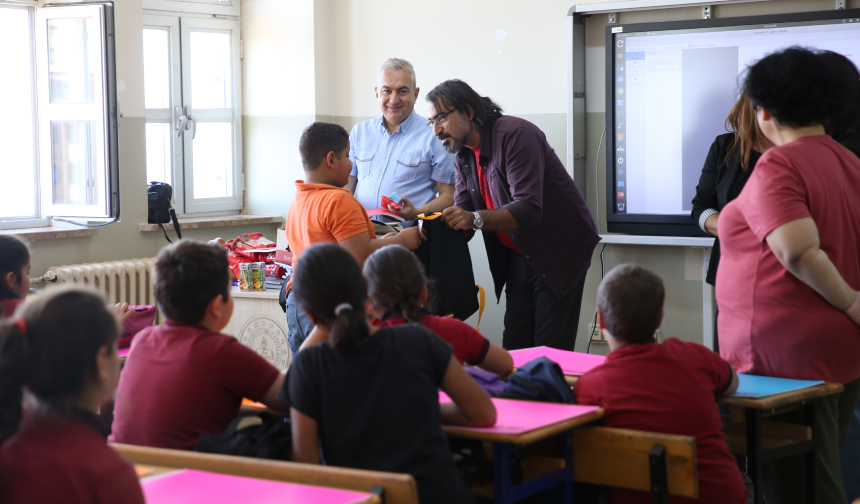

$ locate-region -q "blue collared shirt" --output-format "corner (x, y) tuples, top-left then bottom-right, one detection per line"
(349, 110), (456, 214)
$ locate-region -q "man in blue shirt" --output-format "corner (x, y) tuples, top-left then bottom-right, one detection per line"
(346, 58), (456, 234)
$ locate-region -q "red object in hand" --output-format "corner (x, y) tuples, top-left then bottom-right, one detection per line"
(381, 195), (403, 211)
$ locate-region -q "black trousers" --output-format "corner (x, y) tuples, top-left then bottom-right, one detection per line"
(502, 253), (588, 351)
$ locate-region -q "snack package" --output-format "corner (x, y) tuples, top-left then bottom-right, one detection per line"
(265, 263), (287, 279)
(249, 262), (266, 291)
(381, 192), (403, 211)
(237, 262), (251, 291)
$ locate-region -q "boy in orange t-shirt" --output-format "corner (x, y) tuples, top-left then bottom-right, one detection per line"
(285, 122), (423, 354)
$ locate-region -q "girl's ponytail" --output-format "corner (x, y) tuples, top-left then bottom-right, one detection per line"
(292, 244), (370, 350)
(0, 320), (31, 444)
(329, 303), (370, 350)
(364, 245), (432, 323)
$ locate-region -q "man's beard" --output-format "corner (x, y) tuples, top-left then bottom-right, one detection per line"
(438, 129), (470, 154)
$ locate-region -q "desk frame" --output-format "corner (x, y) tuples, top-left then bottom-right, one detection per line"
(719, 383), (842, 504)
(744, 402), (820, 504)
(444, 408), (603, 504)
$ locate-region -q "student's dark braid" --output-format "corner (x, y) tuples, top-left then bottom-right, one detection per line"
(364, 245), (433, 323)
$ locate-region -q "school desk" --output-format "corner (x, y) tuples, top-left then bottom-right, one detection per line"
(439, 393), (603, 504)
(717, 381), (843, 504)
(509, 347), (606, 386)
(140, 468), (380, 504)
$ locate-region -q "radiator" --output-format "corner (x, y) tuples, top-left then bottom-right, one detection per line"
(46, 258), (157, 307)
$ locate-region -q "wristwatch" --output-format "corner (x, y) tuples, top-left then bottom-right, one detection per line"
(472, 211), (484, 230)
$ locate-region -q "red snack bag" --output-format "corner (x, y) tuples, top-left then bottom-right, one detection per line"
(228, 251), (254, 279)
(381, 195), (403, 211)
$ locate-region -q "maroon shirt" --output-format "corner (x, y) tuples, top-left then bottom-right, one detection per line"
(0, 411), (144, 504)
(0, 298), (23, 318)
(454, 115), (599, 300)
(575, 339), (746, 504)
(110, 320), (280, 450)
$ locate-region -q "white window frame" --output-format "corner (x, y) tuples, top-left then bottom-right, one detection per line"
(143, 0), (238, 17)
(0, 1), (119, 230)
(143, 11), (243, 215)
(0, 2), (44, 230)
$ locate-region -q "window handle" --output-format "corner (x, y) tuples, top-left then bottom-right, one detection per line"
(175, 106), (187, 138)
(184, 105), (197, 140)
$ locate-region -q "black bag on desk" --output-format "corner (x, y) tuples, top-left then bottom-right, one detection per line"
(195, 413), (292, 461)
(147, 181), (182, 243)
(410, 219), (479, 320)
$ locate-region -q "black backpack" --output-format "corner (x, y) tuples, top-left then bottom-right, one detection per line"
(195, 413), (292, 461)
(496, 356), (576, 404)
(147, 182), (182, 243)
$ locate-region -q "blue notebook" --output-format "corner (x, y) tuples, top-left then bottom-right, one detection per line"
(732, 374), (824, 399)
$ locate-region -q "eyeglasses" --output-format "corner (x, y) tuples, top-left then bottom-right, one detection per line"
(426, 108), (457, 129)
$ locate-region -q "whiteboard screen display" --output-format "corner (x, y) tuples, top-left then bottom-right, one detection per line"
(608, 11), (860, 232)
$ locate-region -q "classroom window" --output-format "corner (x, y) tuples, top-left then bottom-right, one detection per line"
(0, 2), (119, 230)
(143, 13), (243, 215)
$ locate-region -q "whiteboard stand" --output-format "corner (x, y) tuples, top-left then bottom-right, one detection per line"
(598, 234), (715, 349)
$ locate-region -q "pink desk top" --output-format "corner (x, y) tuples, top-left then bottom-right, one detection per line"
(439, 392), (600, 435)
(141, 469), (375, 504)
(509, 346), (606, 376)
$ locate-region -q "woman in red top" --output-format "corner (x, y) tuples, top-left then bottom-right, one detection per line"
(0, 235), (31, 318)
(0, 288), (144, 504)
(717, 47), (860, 504)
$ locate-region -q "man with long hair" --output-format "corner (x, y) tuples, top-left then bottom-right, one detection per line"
(428, 80), (600, 351)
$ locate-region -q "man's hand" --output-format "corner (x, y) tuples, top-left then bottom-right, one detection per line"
(389, 195), (419, 221)
(395, 226), (426, 250)
(441, 207), (475, 231)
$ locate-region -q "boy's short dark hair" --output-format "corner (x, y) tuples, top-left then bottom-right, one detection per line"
(299, 122), (349, 171)
(153, 240), (230, 324)
(597, 263), (665, 344)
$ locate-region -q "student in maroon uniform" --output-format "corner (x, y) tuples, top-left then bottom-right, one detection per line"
(574, 264), (744, 504)
(0, 235), (31, 318)
(110, 240), (286, 450)
(364, 245), (512, 376)
(0, 288), (144, 504)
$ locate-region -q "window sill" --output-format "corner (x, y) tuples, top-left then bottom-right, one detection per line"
(0, 226), (98, 242)
(139, 214), (284, 233)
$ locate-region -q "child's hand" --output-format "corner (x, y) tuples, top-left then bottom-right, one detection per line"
(397, 226), (425, 250)
(110, 303), (132, 323)
(208, 237), (227, 248)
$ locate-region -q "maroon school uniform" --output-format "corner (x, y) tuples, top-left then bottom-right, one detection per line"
(0, 410), (144, 504)
(574, 338), (746, 504)
(110, 320), (279, 450)
(0, 298), (23, 318)
(371, 314), (490, 365)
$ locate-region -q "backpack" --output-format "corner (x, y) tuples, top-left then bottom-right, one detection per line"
(195, 413), (292, 461)
(147, 182), (182, 243)
(496, 356), (575, 404)
(465, 367), (506, 397)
